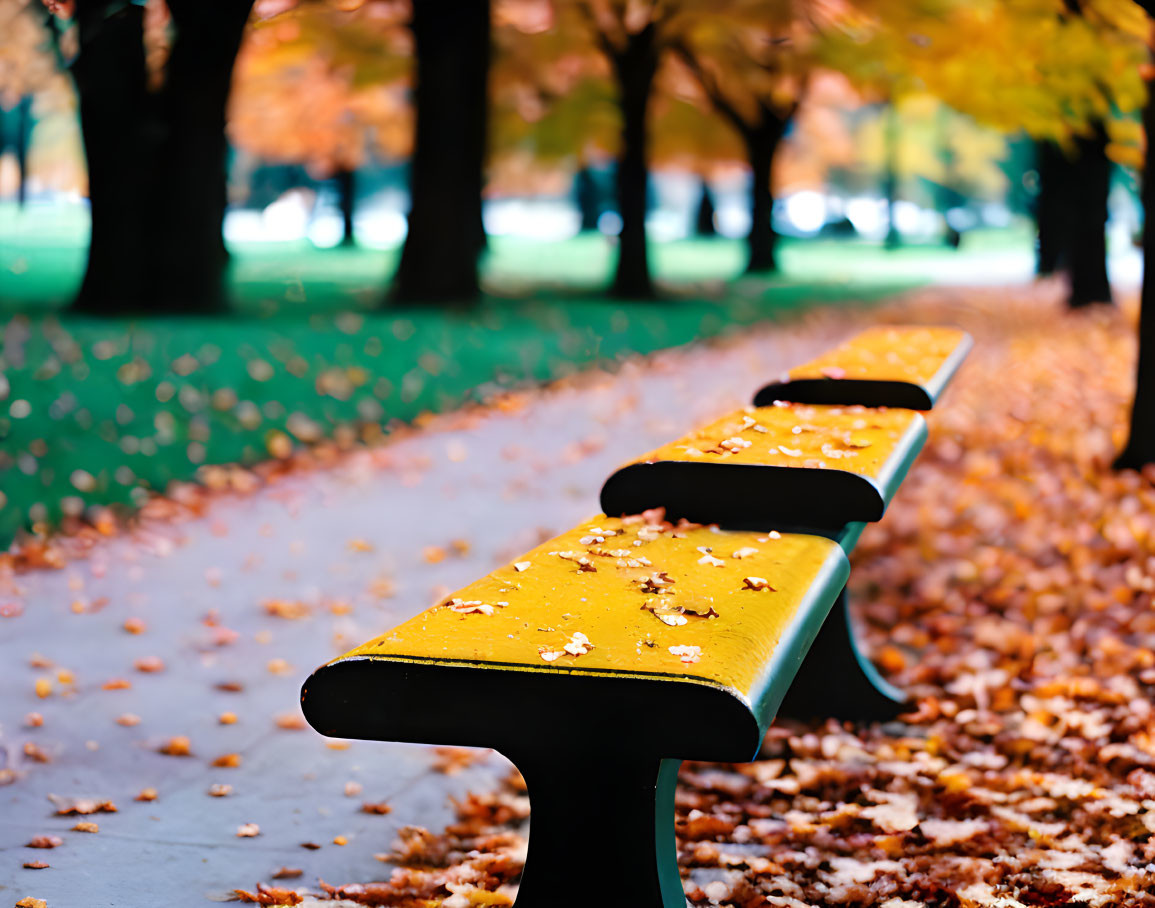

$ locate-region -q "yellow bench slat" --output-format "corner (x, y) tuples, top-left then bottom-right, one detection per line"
(303, 515), (849, 761)
(601, 403), (926, 529)
(754, 325), (972, 410)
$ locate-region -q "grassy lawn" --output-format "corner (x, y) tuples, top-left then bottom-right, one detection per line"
(0, 202), (1034, 543)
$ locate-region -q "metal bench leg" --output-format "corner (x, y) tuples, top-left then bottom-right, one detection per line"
(507, 750), (684, 908)
(777, 585), (908, 722)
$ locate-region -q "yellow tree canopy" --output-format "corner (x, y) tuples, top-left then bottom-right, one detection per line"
(822, 0), (1149, 163)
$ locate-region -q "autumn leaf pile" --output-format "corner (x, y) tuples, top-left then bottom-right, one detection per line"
(226, 286), (1155, 907)
(686, 288), (1155, 906)
(675, 288), (1155, 906)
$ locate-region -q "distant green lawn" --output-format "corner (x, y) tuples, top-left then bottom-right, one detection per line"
(0, 202), (1033, 543)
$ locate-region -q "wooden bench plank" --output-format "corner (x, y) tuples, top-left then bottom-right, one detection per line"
(600, 403), (927, 530)
(753, 325), (972, 410)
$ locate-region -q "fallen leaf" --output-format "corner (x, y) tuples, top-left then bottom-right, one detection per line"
(669, 645), (702, 664)
(233, 884), (302, 905)
(48, 795), (117, 815)
(158, 736), (192, 757)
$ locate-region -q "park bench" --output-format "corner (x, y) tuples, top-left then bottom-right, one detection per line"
(301, 324), (970, 908)
(599, 324), (970, 722)
(596, 400), (930, 725)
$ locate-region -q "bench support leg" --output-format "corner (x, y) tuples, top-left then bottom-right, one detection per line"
(508, 751), (684, 908)
(777, 586), (908, 722)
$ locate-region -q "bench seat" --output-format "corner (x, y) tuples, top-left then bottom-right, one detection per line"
(303, 514), (847, 760)
(601, 402), (926, 530)
(754, 325), (972, 409)
(302, 515), (848, 908)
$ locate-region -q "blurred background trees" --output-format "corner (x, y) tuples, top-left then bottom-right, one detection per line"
(0, 0), (1150, 310)
(229, 0), (410, 249)
(9, 0), (1155, 539)
(47, 0), (256, 314)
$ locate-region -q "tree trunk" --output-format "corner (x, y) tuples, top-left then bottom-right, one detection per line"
(393, 0), (490, 305)
(1035, 139), (1069, 275)
(69, 0), (252, 315)
(609, 24), (658, 300)
(695, 178), (716, 237)
(144, 0), (252, 314)
(71, 0), (150, 312)
(575, 165), (600, 233)
(336, 167), (356, 246)
(884, 102), (901, 250)
(936, 104), (962, 247)
(15, 95), (31, 208)
(744, 117), (785, 273)
(1115, 88), (1155, 470)
(1066, 122), (1113, 307)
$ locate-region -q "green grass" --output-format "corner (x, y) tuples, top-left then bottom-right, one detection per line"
(0, 202), (1034, 544)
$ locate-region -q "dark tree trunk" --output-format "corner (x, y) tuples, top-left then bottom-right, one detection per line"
(144, 0), (253, 313)
(1035, 128), (1113, 306)
(1115, 88), (1155, 470)
(393, 0), (490, 305)
(695, 179), (716, 237)
(609, 23), (658, 300)
(14, 95), (31, 208)
(336, 167), (356, 246)
(69, 0), (252, 315)
(575, 166), (600, 233)
(1035, 139), (1069, 275)
(744, 116), (785, 273)
(71, 0), (149, 312)
(884, 102), (901, 250)
(1066, 122), (1113, 307)
(936, 105), (962, 247)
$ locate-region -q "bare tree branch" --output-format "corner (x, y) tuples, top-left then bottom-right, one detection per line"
(576, 0), (623, 60)
(669, 37), (752, 139)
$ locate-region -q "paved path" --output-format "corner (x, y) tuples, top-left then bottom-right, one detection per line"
(1, 308), (868, 906)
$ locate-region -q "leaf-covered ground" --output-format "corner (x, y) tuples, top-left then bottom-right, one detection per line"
(8, 281), (1152, 907)
(226, 286), (1155, 907)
